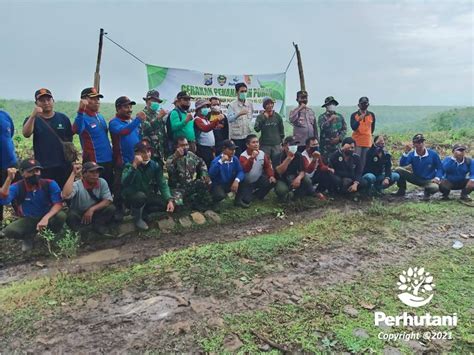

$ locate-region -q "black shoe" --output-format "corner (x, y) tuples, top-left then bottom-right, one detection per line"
(460, 194), (472, 202)
(234, 199), (250, 209)
(392, 189), (406, 196)
(441, 194), (450, 201)
(422, 191), (431, 201)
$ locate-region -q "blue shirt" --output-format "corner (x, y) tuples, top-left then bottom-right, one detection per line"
(0, 179), (62, 217)
(73, 111), (112, 163)
(399, 149), (442, 180)
(209, 154), (245, 185)
(109, 116), (141, 167)
(441, 156), (474, 183)
(1, 110), (17, 169)
(23, 112), (73, 168)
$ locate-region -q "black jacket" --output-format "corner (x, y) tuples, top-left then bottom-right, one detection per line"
(364, 146), (393, 179)
(329, 150), (362, 182)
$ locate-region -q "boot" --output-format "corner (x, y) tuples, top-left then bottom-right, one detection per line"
(422, 190), (431, 201)
(460, 193), (472, 202)
(131, 206), (149, 230)
(392, 188), (406, 196)
(21, 239), (34, 252)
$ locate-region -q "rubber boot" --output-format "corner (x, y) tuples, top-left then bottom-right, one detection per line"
(132, 206), (149, 230)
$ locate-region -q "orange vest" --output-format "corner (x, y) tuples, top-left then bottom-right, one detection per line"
(352, 112), (374, 148)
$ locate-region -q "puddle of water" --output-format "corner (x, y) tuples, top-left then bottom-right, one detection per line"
(75, 248), (121, 265)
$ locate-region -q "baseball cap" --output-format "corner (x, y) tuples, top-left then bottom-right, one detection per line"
(134, 140), (152, 152)
(359, 97), (369, 104)
(20, 159), (43, 172)
(283, 136), (300, 146)
(143, 90), (163, 103)
(296, 90), (308, 98)
(82, 161), (104, 173)
(35, 88), (53, 101)
(176, 91), (194, 100)
(452, 143), (467, 152)
(115, 96), (136, 108)
(81, 87), (104, 99)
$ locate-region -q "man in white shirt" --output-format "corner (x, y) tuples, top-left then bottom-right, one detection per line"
(227, 82), (254, 156)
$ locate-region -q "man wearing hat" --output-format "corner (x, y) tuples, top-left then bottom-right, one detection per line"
(254, 97), (285, 160)
(0, 159), (66, 252)
(318, 96), (347, 161)
(1, 109), (18, 223)
(23, 88), (73, 188)
(194, 98), (224, 167)
(289, 91), (318, 153)
(121, 140), (174, 230)
(227, 83), (254, 156)
(141, 90), (168, 166)
(166, 136), (213, 210)
(274, 136), (313, 201)
(209, 139), (245, 204)
(62, 162), (115, 234)
(351, 97), (376, 171)
(439, 144), (474, 201)
(168, 91), (197, 152)
(394, 134), (442, 200)
(74, 87), (113, 188)
(109, 96), (146, 219)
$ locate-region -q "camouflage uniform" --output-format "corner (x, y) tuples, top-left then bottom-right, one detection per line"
(318, 112), (347, 160)
(141, 107), (167, 165)
(165, 151), (212, 210)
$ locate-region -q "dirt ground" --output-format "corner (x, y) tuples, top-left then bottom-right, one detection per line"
(1, 193), (473, 353)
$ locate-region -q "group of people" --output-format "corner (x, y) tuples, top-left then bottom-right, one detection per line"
(0, 84), (473, 252)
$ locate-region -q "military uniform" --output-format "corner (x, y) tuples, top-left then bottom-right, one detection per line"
(165, 151), (212, 210)
(318, 112), (347, 160)
(140, 106), (168, 165)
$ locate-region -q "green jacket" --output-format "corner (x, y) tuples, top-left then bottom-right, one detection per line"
(254, 112), (285, 146)
(169, 108), (195, 142)
(121, 160), (172, 200)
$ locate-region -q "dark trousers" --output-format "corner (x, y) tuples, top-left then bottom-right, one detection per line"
(236, 175), (274, 204)
(42, 164), (72, 189)
(2, 211), (67, 240)
(66, 205), (116, 231)
(439, 179), (473, 197)
(122, 190), (166, 212)
(196, 144), (215, 169)
(274, 175), (313, 201)
(328, 175), (367, 194)
(211, 182), (233, 202)
(233, 139), (246, 157)
(395, 167), (439, 195)
(311, 171), (333, 192)
(112, 166), (124, 210)
(98, 161), (114, 190)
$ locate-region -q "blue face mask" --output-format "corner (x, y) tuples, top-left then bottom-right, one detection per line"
(201, 108), (210, 116)
(239, 92), (247, 100)
(150, 102), (160, 112)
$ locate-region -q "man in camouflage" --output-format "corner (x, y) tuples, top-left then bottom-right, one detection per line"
(140, 90), (168, 165)
(318, 96), (347, 161)
(166, 136), (213, 210)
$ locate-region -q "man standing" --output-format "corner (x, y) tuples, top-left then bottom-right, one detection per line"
(23, 88), (73, 188)
(1, 110), (17, 223)
(274, 136), (313, 201)
(166, 136), (212, 210)
(168, 91), (196, 152)
(318, 96), (347, 161)
(362, 135), (400, 194)
(194, 99), (223, 168)
(254, 97), (284, 160)
(62, 162), (115, 234)
(73, 87), (113, 187)
(394, 134), (442, 201)
(0, 159), (66, 251)
(209, 139), (245, 203)
(209, 97), (229, 155)
(301, 137), (333, 199)
(109, 96), (146, 218)
(227, 83), (254, 155)
(351, 97), (376, 170)
(122, 141), (175, 230)
(289, 91), (318, 152)
(141, 90), (168, 166)
(238, 134), (276, 207)
(328, 137), (366, 194)
(439, 144), (474, 201)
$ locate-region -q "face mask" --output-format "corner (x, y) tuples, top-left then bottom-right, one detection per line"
(181, 104), (190, 111)
(289, 145), (298, 154)
(359, 104), (369, 111)
(211, 105), (221, 112)
(309, 146), (319, 153)
(150, 102), (160, 111)
(26, 175), (40, 185)
(375, 144), (385, 152)
(239, 92), (247, 100)
(201, 108), (210, 116)
(327, 104), (336, 112)
(183, 148), (188, 156)
(344, 149), (354, 156)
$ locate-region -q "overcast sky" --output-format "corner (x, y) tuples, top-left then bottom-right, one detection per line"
(0, 0), (472, 106)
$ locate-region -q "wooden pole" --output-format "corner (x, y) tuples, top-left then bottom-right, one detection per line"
(94, 28), (105, 91)
(293, 42), (306, 91)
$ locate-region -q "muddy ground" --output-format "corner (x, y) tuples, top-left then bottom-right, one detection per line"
(1, 192), (473, 353)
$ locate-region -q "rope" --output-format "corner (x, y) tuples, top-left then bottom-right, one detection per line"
(103, 34), (147, 65)
(284, 49), (296, 73)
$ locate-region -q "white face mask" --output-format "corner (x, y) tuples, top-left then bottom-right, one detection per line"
(327, 104), (336, 112)
(211, 105), (221, 112)
(289, 145), (298, 154)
